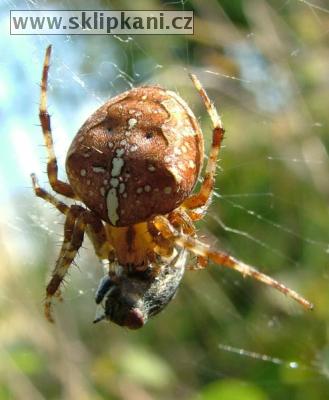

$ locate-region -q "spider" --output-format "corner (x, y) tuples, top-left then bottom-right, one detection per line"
(31, 46), (313, 329)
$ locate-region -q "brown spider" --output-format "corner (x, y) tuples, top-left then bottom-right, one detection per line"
(31, 46), (313, 329)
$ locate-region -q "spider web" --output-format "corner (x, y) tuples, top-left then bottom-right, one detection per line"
(1, 0), (329, 399)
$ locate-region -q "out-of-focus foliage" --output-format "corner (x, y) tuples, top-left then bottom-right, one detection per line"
(1, 0), (328, 399)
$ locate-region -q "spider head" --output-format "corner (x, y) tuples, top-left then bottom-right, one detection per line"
(94, 251), (186, 329)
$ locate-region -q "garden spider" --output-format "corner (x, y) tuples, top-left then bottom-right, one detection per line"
(31, 46), (313, 329)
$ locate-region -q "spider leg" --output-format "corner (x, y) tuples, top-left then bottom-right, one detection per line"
(153, 215), (314, 310)
(147, 209), (196, 259)
(168, 209), (208, 270)
(168, 208), (196, 236)
(183, 74), (224, 220)
(44, 207), (84, 322)
(38, 45), (77, 199)
(32, 174), (110, 321)
(32, 172), (110, 257)
(45, 209), (109, 322)
(31, 173), (71, 215)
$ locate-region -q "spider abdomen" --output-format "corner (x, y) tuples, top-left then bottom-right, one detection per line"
(66, 86), (204, 226)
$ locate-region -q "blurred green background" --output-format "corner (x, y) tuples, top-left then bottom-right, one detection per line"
(1, 0), (329, 399)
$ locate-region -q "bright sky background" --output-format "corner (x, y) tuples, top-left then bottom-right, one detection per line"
(1, 2), (119, 206)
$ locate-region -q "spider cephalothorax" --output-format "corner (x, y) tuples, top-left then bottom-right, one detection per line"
(32, 46), (313, 328)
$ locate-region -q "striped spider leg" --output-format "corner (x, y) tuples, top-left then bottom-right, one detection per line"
(164, 74), (313, 310)
(38, 45), (77, 199)
(31, 46), (110, 321)
(31, 174), (109, 322)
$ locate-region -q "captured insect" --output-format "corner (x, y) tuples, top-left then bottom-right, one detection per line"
(31, 46), (313, 329)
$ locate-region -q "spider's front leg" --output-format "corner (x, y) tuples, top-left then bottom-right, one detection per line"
(153, 215), (314, 310)
(38, 45), (77, 199)
(44, 206), (86, 322)
(45, 209), (109, 322)
(183, 74), (224, 220)
(32, 174), (110, 321)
